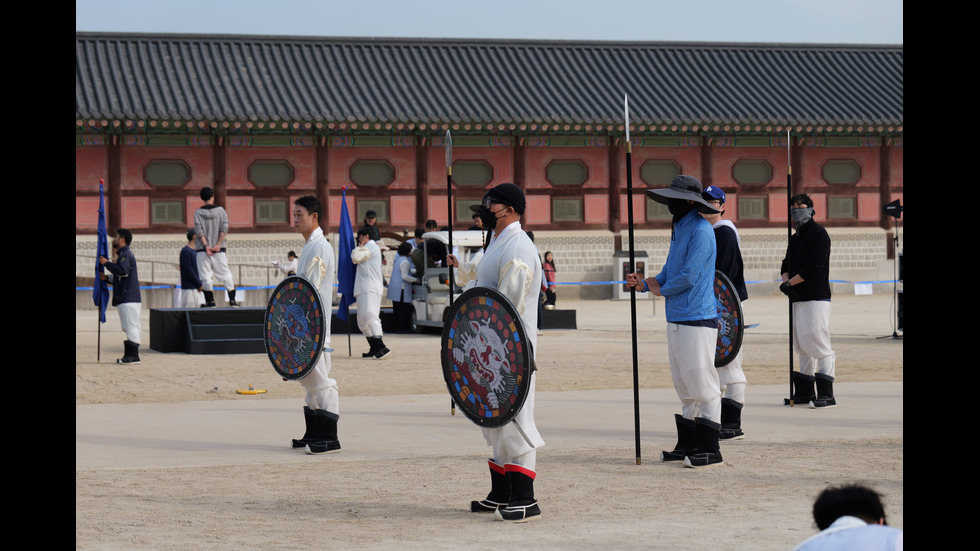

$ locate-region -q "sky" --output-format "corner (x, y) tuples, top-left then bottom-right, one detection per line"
(76, 0), (903, 45)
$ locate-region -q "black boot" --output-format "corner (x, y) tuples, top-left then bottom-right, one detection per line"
(202, 290), (216, 308)
(660, 414), (698, 461)
(116, 340), (141, 364)
(494, 466), (540, 522)
(683, 418), (724, 468)
(228, 289), (240, 307)
(305, 410), (341, 454)
(784, 371), (816, 405)
(810, 373), (837, 408)
(362, 337), (378, 358)
(471, 460), (509, 512)
(372, 337), (391, 359)
(291, 406), (315, 448)
(719, 398), (744, 440)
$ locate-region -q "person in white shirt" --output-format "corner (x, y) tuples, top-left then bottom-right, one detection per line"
(352, 227), (390, 359)
(289, 196), (341, 455)
(447, 183), (544, 523)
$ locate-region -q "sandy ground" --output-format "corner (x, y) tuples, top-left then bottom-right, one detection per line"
(76, 294), (903, 550)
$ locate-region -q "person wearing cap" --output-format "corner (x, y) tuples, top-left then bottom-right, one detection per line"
(701, 186), (749, 440)
(179, 228), (204, 308)
(446, 182), (545, 523)
(194, 187), (239, 307)
(360, 210), (382, 242)
(626, 175), (724, 468)
(780, 193), (836, 408)
(352, 226), (391, 359)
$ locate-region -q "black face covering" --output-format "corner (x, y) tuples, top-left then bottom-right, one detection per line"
(667, 199), (694, 219)
(478, 205), (505, 230)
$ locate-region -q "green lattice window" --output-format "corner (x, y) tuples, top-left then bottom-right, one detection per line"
(640, 160), (681, 186)
(546, 160), (588, 186)
(350, 160), (395, 186)
(452, 160), (493, 186)
(552, 198), (583, 221)
(737, 197), (768, 220)
(456, 199), (482, 223)
(357, 200), (389, 223)
(646, 198), (671, 221)
(822, 160), (862, 185)
(732, 159), (773, 185)
(828, 197), (856, 219)
(256, 200), (288, 224)
(143, 160), (191, 187)
(248, 160), (295, 187)
(151, 201), (184, 224)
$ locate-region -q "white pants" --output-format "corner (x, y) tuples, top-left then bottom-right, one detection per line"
(196, 251), (235, 292)
(299, 352), (339, 413)
(792, 301), (835, 378)
(717, 349), (746, 403)
(667, 323), (721, 423)
(117, 302), (142, 344)
(483, 372), (544, 469)
(179, 288), (203, 308)
(355, 292), (383, 337)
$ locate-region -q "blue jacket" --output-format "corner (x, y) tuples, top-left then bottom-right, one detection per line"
(654, 210), (717, 323)
(104, 245), (141, 306)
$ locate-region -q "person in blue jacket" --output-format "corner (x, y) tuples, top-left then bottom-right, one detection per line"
(99, 228), (142, 364)
(627, 175), (723, 468)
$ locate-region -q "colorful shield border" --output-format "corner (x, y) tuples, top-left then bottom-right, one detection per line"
(265, 275), (327, 380)
(714, 270), (744, 368)
(441, 287), (533, 428)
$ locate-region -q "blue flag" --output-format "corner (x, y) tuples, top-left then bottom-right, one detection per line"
(336, 188), (356, 321)
(93, 181), (110, 323)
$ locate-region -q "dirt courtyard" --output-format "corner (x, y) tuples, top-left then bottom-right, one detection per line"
(76, 294), (903, 550)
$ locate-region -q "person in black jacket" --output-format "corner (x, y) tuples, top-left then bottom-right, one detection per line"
(780, 194), (836, 408)
(99, 228), (143, 364)
(701, 186), (749, 439)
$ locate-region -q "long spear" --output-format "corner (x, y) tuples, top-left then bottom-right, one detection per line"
(446, 129), (456, 416)
(625, 94), (641, 464)
(785, 130), (796, 405)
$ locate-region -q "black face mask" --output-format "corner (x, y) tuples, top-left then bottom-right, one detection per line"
(667, 199), (694, 217)
(478, 206), (505, 230)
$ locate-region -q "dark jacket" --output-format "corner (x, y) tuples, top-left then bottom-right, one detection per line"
(714, 225), (748, 302)
(104, 245), (142, 305)
(180, 245), (203, 290)
(780, 220), (831, 302)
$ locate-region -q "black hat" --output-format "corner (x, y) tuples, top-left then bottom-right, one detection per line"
(469, 183), (525, 215)
(365, 210), (377, 218)
(646, 175), (719, 214)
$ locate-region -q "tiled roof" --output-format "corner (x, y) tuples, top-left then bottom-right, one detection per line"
(75, 33), (903, 132)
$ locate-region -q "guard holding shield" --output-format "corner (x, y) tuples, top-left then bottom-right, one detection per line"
(701, 186), (749, 440)
(446, 183), (544, 523)
(627, 175), (724, 468)
(284, 195), (341, 454)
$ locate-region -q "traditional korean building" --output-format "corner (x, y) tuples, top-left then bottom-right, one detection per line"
(75, 33), (903, 302)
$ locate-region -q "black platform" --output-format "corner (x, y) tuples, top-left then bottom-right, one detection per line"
(150, 307), (266, 354)
(542, 308), (577, 330)
(150, 306), (573, 354)
(150, 306), (401, 354)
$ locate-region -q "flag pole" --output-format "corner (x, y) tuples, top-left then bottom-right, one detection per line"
(625, 94), (641, 465)
(785, 130), (795, 405)
(446, 130), (456, 416)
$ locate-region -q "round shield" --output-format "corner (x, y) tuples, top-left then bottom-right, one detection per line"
(265, 276), (327, 380)
(714, 270), (744, 367)
(441, 287), (534, 428)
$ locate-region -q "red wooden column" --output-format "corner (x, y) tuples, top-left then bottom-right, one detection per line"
(316, 135), (330, 229)
(608, 137), (623, 234)
(415, 135), (429, 228)
(106, 135), (122, 231)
